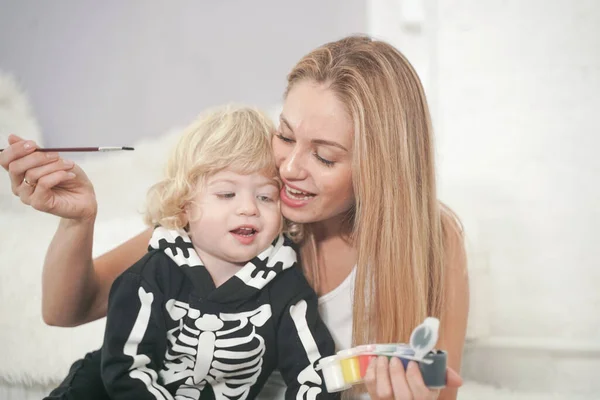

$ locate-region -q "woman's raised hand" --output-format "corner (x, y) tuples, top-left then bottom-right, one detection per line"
(1, 134), (97, 221)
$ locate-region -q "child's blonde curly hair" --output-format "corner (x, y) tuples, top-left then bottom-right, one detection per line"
(144, 104), (280, 230)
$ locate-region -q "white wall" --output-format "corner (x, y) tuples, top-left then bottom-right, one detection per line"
(0, 0), (365, 148)
(436, 1), (600, 394)
(368, 0), (600, 394)
(437, 0), (600, 339)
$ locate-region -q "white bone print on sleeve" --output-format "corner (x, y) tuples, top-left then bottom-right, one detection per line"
(290, 299), (324, 400)
(124, 287), (174, 400)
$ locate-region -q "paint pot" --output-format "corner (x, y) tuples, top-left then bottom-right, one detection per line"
(393, 343), (412, 354)
(319, 355), (351, 393)
(374, 343), (397, 354)
(372, 343), (407, 360)
(392, 348), (415, 369)
(355, 345), (377, 377)
(337, 348), (362, 384)
(419, 350), (447, 389)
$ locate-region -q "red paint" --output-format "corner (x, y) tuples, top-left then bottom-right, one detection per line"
(358, 354), (377, 377)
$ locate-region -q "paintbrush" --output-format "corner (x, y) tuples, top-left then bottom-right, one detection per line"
(0, 146), (134, 152)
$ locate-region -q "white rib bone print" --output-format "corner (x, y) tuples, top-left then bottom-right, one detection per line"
(159, 299), (272, 400)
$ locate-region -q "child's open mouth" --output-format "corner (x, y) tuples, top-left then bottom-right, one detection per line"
(230, 227), (257, 236)
(230, 226), (258, 244)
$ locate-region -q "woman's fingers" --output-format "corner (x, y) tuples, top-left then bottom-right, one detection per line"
(3, 135), (97, 219)
(1, 136), (30, 196)
(9, 150), (60, 181)
(1, 137), (37, 171)
(7, 134), (24, 145)
(366, 357), (449, 400)
(375, 356), (396, 399)
(24, 158), (74, 185)
(8, 152), (61, 195)
(364, 356), (378, 397)
(13, 156), (70, 202)
(28, 169), (77, 212)
(389, 357), (413, 400)
(404, 361), (435, 400)
(445, 367), (463, 388)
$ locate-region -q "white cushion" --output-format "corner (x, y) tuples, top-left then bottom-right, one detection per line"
(0, 71), (44, 210)
(0, 126), (180, 384)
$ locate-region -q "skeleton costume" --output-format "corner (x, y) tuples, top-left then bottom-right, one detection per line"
(101, 226), (337, 400)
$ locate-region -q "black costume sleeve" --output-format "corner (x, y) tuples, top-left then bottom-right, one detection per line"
(101, 255), (173, 400)
(273, 268), (339, 400)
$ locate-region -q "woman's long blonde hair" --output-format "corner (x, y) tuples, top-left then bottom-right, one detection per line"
(286, 35), (450, 345)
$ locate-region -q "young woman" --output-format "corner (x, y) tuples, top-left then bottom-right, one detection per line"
(1, 35), (468, 400)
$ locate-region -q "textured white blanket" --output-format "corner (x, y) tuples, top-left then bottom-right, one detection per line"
(0, 136), (183, 384)
(0, 71), (183, 383)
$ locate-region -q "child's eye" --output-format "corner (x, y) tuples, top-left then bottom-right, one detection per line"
(257, 195), (273, 202)
(216, 192), (235, 199)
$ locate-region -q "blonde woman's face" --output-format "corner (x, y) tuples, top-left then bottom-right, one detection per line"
(185, 170), (282, 266)
(273, 80), (355, 224)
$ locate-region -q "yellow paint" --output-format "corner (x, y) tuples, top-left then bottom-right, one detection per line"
(339, 356), (362, 384)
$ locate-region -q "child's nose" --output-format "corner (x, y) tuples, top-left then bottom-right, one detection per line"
(237, 195), (259, 216)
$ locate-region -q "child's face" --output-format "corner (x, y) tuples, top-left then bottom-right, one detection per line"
(185, 169), (282, 265)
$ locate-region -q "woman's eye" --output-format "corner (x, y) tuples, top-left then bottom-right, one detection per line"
(216, 192), (235, 199)
(314, 153), (335, 167)
(275, 132), (294, 143)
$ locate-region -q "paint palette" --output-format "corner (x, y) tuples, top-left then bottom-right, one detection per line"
(317, 318), (447, 392)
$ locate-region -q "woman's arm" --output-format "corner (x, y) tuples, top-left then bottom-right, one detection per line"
(1, 135), (153, 327)
(42, 220), (152, 327)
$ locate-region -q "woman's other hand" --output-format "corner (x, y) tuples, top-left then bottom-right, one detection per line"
(364, 356), (463, 400)
(1, 134), (97, 220)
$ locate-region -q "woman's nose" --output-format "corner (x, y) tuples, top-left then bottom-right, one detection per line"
(279, 147), (308, 181)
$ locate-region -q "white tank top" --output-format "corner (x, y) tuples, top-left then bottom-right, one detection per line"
(257, 268), (357, 400)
